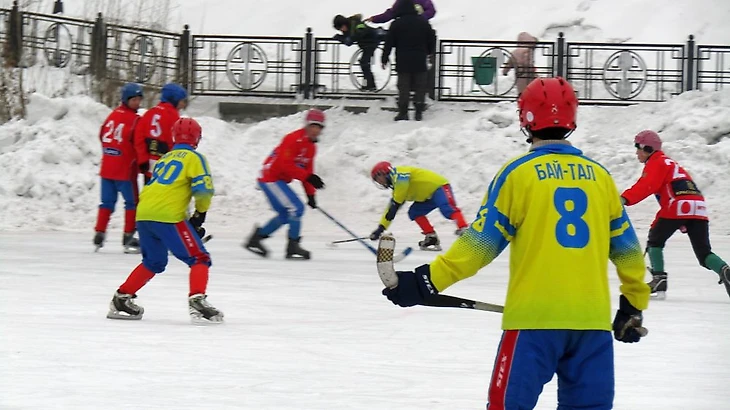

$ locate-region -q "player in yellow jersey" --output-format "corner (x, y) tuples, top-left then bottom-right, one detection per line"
(106, 118), (223, 324)
(368, 163), (468, 251)
(381, 78), (650, 409)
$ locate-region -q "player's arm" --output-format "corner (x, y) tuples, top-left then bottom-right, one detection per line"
(133, 116), (150, 170)
(301, 149), (317, 196)
(428, 175), (513, 292)
(378, 173), (409, 228)
(621, 159), (669, 206)
(190, 154), (215, 213)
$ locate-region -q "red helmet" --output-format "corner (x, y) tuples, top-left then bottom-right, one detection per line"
(371, 161), (393, 189)
(518, 77), (578, 132)
(634, 130), (662, 152)
(172, 117), (202, 148)
(305, 109), (325, 128)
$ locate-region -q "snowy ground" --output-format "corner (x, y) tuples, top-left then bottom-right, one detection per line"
(2, 229), (729, 409)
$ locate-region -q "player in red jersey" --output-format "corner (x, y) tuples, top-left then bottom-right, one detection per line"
(244, 109), (326, 260)
(621, 130), (730, 299)
(93, 83), (143, 253)
(134, 83), (187, 183)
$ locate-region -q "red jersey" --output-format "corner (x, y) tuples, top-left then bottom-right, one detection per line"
(258, 128), (317, 195)
(99, 104), (139, 181)
(622, 151), (707, 221)
(134, 102), (180, 173)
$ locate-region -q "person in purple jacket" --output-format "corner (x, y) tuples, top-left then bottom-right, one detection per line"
(366, 0), (436, 23)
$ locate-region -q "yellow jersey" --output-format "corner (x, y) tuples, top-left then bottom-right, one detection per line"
(380, 166), (449, 228)
(429, 143), (650, 330)
(137, 144), (214, 223)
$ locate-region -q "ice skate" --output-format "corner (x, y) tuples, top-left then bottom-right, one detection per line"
(718, 265), (730, 299)
(189, 294), (224, 324)
(122, 233), (141, 254)
(286, 237), (311, 260)
(647, 271), (668, 300)
(93, 231), (106, 252)
(419, 232), (442, 251)
(244, 227), (269, 257)
(106, 291), (144, 320)
(455, 227), (468, 236)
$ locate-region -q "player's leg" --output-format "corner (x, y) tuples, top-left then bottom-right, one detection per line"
(244, 181), (288, 256)
(94, 178), (118, 249)
(269, 182), (309, 259)
(646, 218), (683, 298)
(360, 46), (376, 90)
(486, 330), (561, 410)
(433, 184), (468, 234)
(107, 221), (166, 320)
(117, 179), (140, 254)
(685, 219), (730, 297)
(166, 220), (222, 322)
(555, 330), (614, 410)
(408, 201), (441, 251)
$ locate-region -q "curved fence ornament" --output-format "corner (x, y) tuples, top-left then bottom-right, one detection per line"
(127, 35), (158, 83)
(226, 42), (268, 91)
(475, 47), (516, 96)
(348, 46), (392, 91)
(601, 50), (648, 100)
(44, 22), (72, 68)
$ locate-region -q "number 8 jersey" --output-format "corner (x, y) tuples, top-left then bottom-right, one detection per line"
(429, 143), (649, 330)
(136, 145), (215, 223)
(621, 150), (707, 222)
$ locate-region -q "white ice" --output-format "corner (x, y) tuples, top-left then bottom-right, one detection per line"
(2, 227), (729, 409)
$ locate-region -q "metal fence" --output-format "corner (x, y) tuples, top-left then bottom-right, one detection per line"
(2, 2), (729, 105)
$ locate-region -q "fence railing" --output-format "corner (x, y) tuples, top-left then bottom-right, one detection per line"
(1, 2), (729, 105)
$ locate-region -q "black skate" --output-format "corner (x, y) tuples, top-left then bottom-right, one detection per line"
(106, 291), (144, 320)
(189, 294), (224, 323)
(93, 231), (105, 252)
(244, 227), (270, 257)
(122, 233), (141, 255)
(286, 237), (311, 260)
(419, 232), (442, 251)
(718, 265), (730, 299)
(647, 271), (668, 300)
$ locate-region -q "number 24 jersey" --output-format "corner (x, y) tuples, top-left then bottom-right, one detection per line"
(429, 143), (650, 331)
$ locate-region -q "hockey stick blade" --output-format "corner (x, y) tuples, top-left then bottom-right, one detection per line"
(377, 233), (503, 313)
(202, 234), (213, 244)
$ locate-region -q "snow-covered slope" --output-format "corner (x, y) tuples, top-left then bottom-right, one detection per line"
(1, 90), (729, 236)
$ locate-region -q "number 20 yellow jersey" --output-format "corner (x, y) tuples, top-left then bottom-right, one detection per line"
(429, 143), (650, 330)
(137, 144), (215, 223)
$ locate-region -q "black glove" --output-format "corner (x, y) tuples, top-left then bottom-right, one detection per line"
(194, 226), (206, 239)
(189, 211), (206, 229)
(307, 194), (317, 209)
(306, 174), (325, 189)
(612, 295), (646, 343)
(139, 162), (150, 174)
(382, 264), (438, 307)
(369, 225), (385, 241)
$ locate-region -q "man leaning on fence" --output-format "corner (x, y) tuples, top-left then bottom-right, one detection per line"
(381, 0), (436, 121)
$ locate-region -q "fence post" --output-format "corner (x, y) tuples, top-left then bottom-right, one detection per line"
(556, 32), (565, 78)
(685, 34), (695, 92)
(4, 0), (23, 67)
(90, 12), (107, 80)
(303, 27), (313, 99)
(177, 24), (191, 91)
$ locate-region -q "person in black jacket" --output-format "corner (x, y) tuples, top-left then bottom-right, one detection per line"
(380, 0), (436, 121)
(333, 14), (385, 91)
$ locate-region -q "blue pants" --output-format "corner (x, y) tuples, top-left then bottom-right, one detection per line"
(407, 184), (459, 220)
(258, 181), (305, 239)
(487, 330), (614, 410)
(137, 220), (211, 274)
(100, 178), (136, 210)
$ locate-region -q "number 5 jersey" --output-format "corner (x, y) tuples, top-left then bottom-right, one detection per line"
(428, 143), (649, 330)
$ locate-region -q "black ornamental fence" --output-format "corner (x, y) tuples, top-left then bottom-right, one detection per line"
(1, 1), (729, 105)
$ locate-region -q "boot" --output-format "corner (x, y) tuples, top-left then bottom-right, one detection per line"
(106, 291), (144, 320)
(647, 271), (668, 300)
(286, 237), (311, 260)
(414, 103), (425, 121)
(418, 232), (441, 251)
(93, 231), (106, 251)
(244, 226), (269, 257)
(455, 227), (468, 236)
(122, 233), (141, 254)
(188, 294), (224, 323)
(394, 111), (409, 121)
(719, 265), (730, 299)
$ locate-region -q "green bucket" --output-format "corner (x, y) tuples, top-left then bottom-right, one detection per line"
(471, 56), (497, 86)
